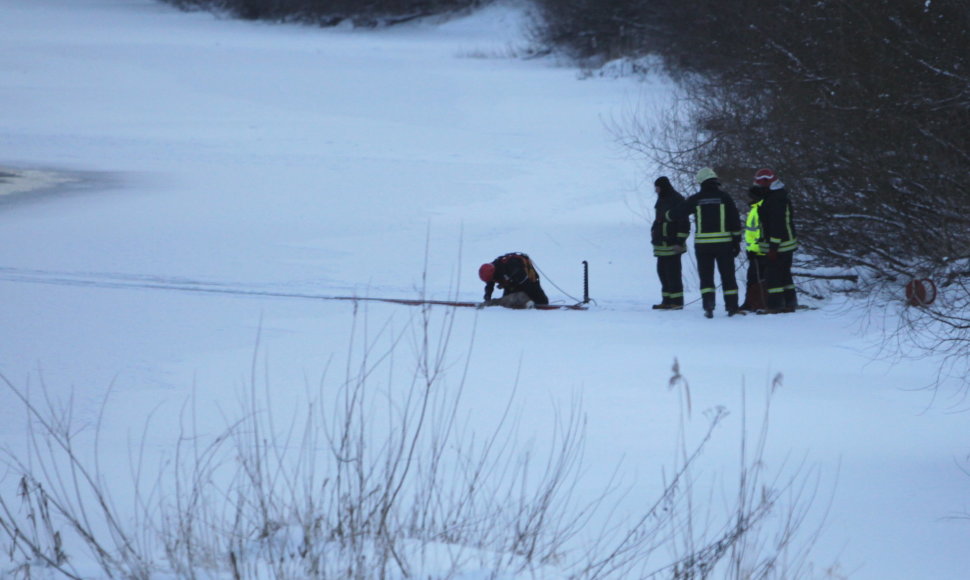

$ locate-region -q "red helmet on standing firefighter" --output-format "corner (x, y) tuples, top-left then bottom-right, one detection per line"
(753, 168), (777, 188)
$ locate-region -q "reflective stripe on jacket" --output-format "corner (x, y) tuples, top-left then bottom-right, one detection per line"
(666, 180), (741, 250)
(652, 186), (690, 257)
(758, 187), (798, 254)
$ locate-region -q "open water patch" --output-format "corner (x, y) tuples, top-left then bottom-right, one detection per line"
(0, 164), (121, 208)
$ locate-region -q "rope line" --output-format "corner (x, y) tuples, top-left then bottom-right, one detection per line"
(0, 267), (439, 305)
(0, 267), (590, 311)
(529, 260), (584, 305)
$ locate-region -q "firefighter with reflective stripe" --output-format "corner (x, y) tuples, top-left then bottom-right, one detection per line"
(478, 252), (549, 309)
(753, 168), (799, 312)
(651, 176), (690, 309)
(739, 185), (767, 311)
(666, 167), (742, 318)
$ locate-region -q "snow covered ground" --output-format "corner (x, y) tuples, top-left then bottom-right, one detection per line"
(0, 0), (967, 578)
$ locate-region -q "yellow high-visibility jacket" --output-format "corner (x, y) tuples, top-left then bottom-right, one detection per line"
(745, 199), (765, 255)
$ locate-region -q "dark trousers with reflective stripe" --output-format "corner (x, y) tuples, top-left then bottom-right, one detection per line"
(656, 254), (684, 305)
(695, 247), (739, 312)
(764, 250), (795, 309)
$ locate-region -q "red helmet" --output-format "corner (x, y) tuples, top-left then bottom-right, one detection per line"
(478, 263), (496, 283)
(753, 168), (777, 188)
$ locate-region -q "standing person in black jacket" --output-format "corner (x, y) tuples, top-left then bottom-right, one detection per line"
(651, 176), (690, 309)
(753, 169), (799, 313)
(666, 168), (742, 318)
(478, 252), (550, 309)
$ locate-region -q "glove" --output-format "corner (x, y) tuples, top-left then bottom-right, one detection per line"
(732, 243), (741, 257)
(476, 299), (494, 310)
(767, 249), (779, 262)
(672, 244), (686, 254)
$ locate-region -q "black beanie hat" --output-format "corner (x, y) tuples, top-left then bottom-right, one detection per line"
(654, 176), (671, 188)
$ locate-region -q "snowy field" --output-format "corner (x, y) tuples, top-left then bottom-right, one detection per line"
(1, 0), (967, 578)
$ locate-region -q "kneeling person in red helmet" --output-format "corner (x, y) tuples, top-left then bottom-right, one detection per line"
(478, 252), (550, 309)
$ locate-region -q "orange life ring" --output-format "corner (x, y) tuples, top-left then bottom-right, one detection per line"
(905, 278), (937, 306)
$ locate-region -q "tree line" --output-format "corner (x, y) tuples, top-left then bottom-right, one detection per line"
(535, 0), (968, 276)
(162, 0), (485, 25)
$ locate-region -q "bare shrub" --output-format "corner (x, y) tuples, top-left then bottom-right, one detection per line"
(534, 0), (968, 392)
(2, 318), (834, 578)
(0, 305), (596, 578)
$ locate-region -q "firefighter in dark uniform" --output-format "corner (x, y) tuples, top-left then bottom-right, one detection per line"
(651, 176), (691, 309)
(666, 167), (742, 318)
(753, 169), (799, 312)
(478, 252), (550, 309)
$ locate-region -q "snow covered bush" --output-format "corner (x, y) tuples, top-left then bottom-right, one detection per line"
(581, 0), (969, 392)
